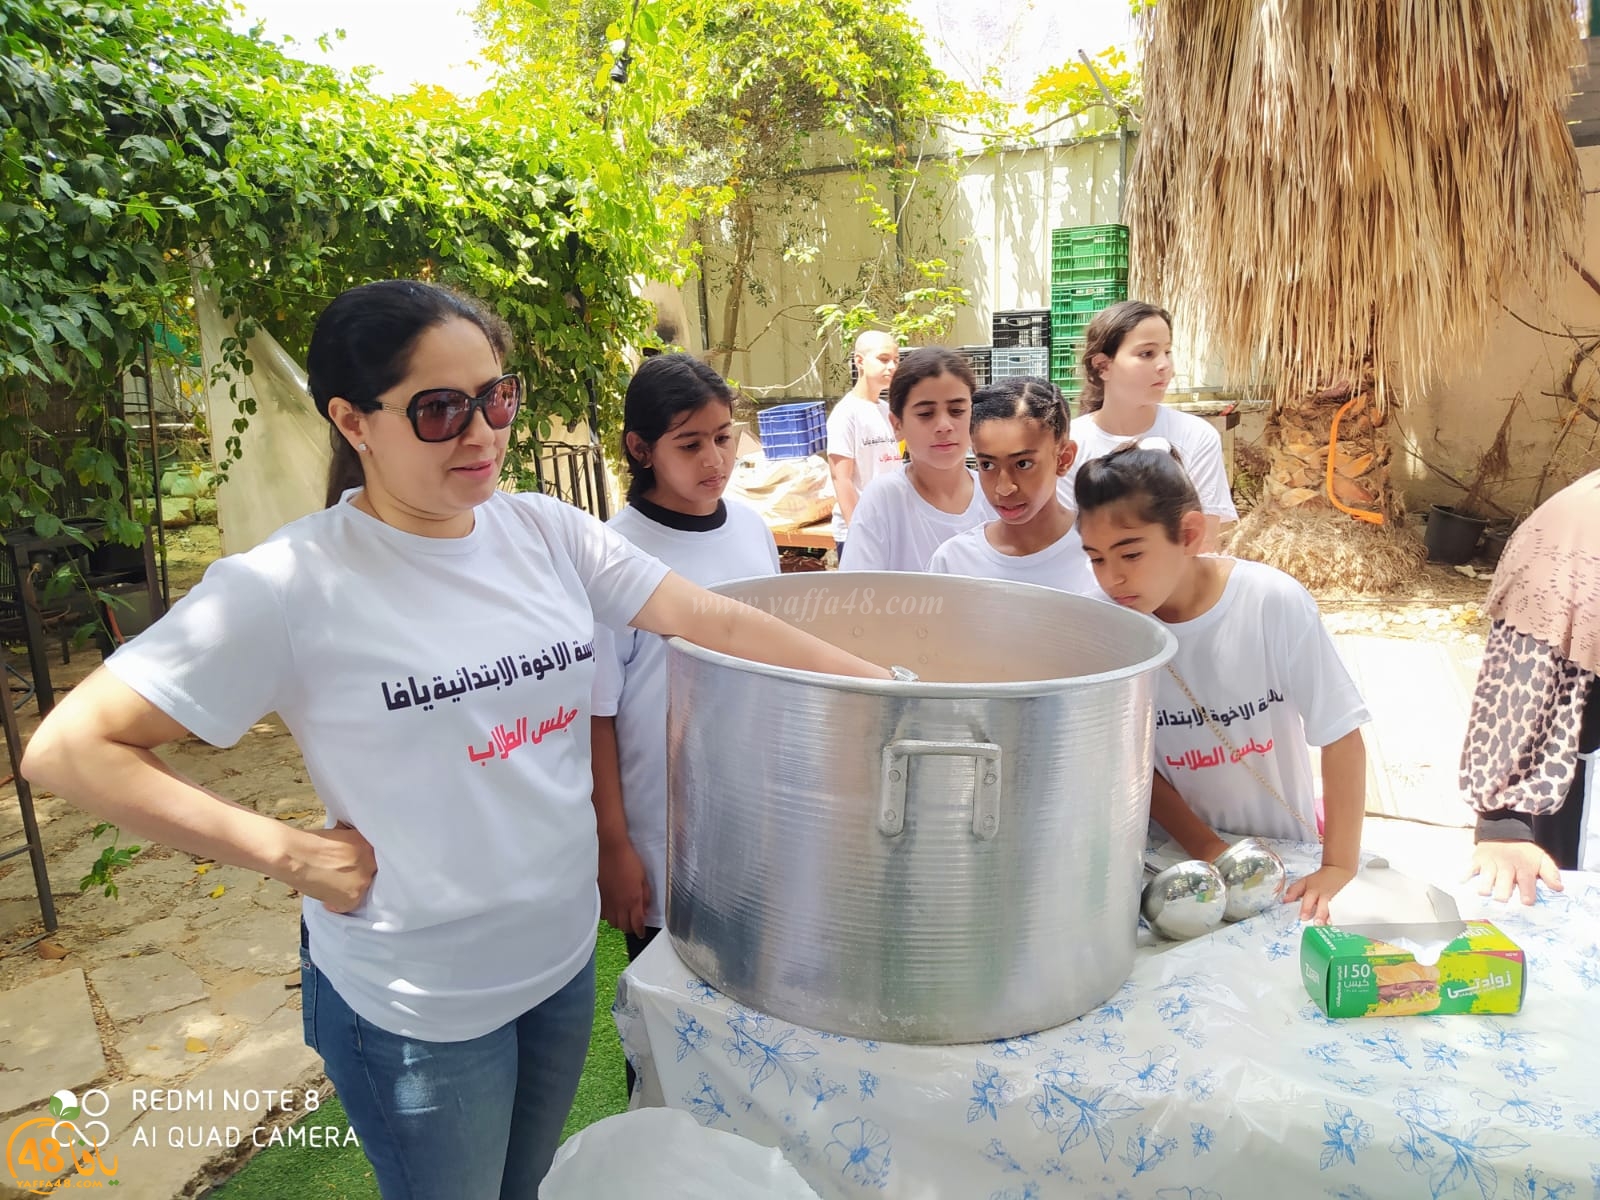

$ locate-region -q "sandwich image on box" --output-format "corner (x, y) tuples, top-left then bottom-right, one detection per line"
(1300, 920), (1526, 1018)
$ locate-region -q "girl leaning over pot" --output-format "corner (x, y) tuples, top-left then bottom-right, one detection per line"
(21, 280), (891, 1198)
(1074, 444), (1372, 922)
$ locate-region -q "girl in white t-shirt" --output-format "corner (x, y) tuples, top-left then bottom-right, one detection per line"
(927, 376), (1102, 599)
(591, 354), (779, 985)
(1074, 445), (1370, 922)
(1058, 301), (1238, 548)
(20, 282), (894, 1197)
(838, 346), (994, 572)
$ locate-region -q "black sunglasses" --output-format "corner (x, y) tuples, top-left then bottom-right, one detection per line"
(377, 374), (523, 442)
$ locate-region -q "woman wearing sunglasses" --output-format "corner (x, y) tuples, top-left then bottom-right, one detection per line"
(21, 280), (894, 1198)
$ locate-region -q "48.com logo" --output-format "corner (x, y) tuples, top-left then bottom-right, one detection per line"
(6, 1088), (119, 1193)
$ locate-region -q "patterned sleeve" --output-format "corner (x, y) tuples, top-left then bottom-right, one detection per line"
(1460, 620), (1593, 822)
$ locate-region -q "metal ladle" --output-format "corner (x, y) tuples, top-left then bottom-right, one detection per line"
(1141, 859), (1228, 940)
(1212, 837), (1288, 922)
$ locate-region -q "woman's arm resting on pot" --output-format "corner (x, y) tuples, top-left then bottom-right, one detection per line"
(632, 572), (893, 680)
(21, 668), (375, 911)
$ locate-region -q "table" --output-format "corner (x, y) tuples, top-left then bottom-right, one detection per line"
(770, 521), (836, 552)
(617, 849), (1600, 1199)
(1168, 393), (1250, 485)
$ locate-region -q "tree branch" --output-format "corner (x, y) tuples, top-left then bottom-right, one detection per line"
(1564, 252), (1600, 302)
(1389, 415), (1516, 519)
(1500, 305), (1598, 341)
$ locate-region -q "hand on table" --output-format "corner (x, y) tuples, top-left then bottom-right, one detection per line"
(295, 822), (377, 913)
(1467, 841), (1563, 906)
(1284, 864), (1355, 923)
(600, 837), (652, 938)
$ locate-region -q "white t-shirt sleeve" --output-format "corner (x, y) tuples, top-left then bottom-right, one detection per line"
(524, 495), (671, 627)
(1172, 415), (1238, 522)
(1281, 588), (1371, 746)
(103, 552), (293, 748)
(589, 623), (632, 718)
(926, 537), (957, 575)
(837, 478), (889, 571)
(762, 524), (781, 573)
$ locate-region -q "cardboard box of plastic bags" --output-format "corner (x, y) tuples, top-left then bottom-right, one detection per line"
(1300, 920), (1526, 1018)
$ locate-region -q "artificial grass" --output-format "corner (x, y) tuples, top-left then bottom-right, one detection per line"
(208, 924), (633, 1198)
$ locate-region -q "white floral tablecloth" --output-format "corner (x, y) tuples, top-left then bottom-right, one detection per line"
(616, 853), (1600, 1200)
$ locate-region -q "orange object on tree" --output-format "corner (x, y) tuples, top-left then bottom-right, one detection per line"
(1326, 396), (1385, 525)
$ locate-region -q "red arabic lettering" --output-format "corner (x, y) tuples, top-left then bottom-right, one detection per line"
(1163, 737), (1274, 772)
(467, 704), (580, 764)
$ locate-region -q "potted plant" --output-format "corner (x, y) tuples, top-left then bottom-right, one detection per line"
(1425, 397), (1517, 565)
(1477, 518), (1515, 568)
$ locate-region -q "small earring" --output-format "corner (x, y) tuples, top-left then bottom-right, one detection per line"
(357, 443), (368, 453)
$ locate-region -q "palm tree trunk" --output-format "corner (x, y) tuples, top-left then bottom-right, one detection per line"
(1262, 383), (1397, 523)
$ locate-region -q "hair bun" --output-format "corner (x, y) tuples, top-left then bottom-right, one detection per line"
(1108, 436), (1183, 466)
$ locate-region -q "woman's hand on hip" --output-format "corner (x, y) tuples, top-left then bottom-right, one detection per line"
(290, 823), (377, 913)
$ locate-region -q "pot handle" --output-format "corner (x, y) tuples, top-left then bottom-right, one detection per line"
(878, 739), (1003, 840)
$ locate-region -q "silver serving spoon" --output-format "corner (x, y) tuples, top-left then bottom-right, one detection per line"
(1212, 838), (1288, 922)
(1141, 859), (1228, 940)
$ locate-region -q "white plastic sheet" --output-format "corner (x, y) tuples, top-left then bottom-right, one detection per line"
(192, 277), (329, 555)
(726, 454), (834, 531)
(541, 1107), (821, 1198)
(618, 842), (1600, 1199)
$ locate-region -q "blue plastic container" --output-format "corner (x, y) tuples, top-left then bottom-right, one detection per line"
(757, 402), (827, 460)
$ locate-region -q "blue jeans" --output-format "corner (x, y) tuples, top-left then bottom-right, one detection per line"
(300, 926), (595, 1199)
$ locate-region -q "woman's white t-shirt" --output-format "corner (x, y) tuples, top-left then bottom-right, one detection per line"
(104, 491), (669, 1041)
(926, 522), (1107, 600)
(1060, 405), (1239, 521)
(1154, 559), (1369, 841)
(590, 499), (779, 928)
(839, 467), (996, 572)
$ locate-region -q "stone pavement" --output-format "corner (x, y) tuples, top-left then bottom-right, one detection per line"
(0, 592), (1496, 1197)
(0, 835), (319, 1199)
(0, 649), (325, 1198)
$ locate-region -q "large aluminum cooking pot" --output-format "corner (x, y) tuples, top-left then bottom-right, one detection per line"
(665, 572), (1177, 1044)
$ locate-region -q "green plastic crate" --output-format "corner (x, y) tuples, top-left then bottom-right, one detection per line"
(1050, 342), (1082, 374)
(1051, 317), (1093, 347)
(1052, 262), (1130, 286)
(1050, 244), (1130, 276)
(1051, 223), (1130, 253)
(1050, 340), (1084, 393)
(1050, 307), (1097, 333)
(1051, 280), (1128, 314)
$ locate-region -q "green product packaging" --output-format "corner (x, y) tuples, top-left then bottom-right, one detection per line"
(1300, 920), (1526, 1019)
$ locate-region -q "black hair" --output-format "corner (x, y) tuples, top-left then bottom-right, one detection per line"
(1073, 443), (1200, 542)
(1078, 300), (1173, 415)
(620, 353), (737, 502)
(306, 280), (511, 507)
(970, 376), (1069, 440)
(886, 347), (977, 418)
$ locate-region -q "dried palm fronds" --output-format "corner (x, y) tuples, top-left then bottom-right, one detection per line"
(1129, 0), (1584, 412)
(1226, 505), (1427, 595)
